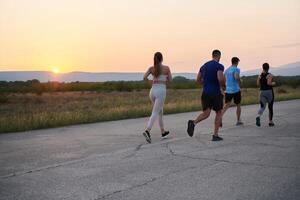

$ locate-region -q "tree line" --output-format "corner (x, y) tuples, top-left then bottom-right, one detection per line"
(0, 75), (299, 94)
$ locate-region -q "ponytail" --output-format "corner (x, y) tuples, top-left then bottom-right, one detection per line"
(153, 52), (163, 77)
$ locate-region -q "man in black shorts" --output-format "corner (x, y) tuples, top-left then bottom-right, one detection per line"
(221, 57), (243, 126)
(187, 50), (225, 141)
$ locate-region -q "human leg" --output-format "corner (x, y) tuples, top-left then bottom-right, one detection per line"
(147, 94), (164, 131)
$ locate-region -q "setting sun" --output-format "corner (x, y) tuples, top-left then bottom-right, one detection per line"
(52, 68), (60, 74)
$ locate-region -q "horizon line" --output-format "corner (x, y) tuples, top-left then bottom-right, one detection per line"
(1, 60), (299, 74)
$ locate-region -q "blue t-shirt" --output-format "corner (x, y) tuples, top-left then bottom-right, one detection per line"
(224, 66), (240, 94)
(200, 60), (224, 95)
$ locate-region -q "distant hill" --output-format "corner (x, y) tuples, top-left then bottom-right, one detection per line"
(0, 71), (196, 82)
(241, 61), (300, 76)
(0, 61), (299, 82)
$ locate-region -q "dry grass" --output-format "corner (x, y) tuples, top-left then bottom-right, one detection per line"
(0, 86), (299, 133)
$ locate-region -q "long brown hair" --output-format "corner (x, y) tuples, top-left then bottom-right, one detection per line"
(153, 52), (163, 77)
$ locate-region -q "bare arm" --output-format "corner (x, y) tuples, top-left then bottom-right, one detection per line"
(167, 67), (172, 82)
(256, 75), (261, 87)
(234, 73), (241, 84)
(143, 67), (152, 81)
(267, 74), (273, 86)
(196, 71), (202, 84)
(217, 70), (225, 90)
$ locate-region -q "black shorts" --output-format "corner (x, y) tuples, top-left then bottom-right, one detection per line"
(225, 91), (241, 104)
(201, 93), (224, 112)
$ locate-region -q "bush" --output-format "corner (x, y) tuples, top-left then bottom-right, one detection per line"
(0, 95), (8, 104)
(277, 88), (287, 94)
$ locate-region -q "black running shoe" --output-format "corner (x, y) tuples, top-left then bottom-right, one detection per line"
(236, 121), (244, 126)
(161, 131), (170, 138)
(187, 120), (195, 137)
(256, 117), (261, 127)
(212, 135), (223, 141)
(269, 122), (275, 127)
(142, 130), (151, 143)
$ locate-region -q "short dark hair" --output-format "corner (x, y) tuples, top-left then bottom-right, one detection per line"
(212, 49), (221, 58)
(262, 63), (269, 72)
(231, 57), (240, 65)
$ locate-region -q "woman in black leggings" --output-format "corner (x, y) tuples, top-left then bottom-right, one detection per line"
(256, 63), (275, 127)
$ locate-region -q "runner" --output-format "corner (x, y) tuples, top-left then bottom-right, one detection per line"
(256, 63), (275, 127)
(142, 52), (172, 143)
(221, 57), (243, 126)
(187, 50), (225, 141)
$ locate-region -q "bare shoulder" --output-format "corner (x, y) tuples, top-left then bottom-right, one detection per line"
(162, 65), (170, 72)
(160, 65), (170, 76)
(148, 66), (154, 73)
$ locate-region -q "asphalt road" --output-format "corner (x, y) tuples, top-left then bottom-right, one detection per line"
(0, 100), (299, 200)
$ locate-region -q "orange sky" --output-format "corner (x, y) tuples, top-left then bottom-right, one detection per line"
(0, 0), (299, 73)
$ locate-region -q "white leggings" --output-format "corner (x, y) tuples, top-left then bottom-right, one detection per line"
(147, 84), (166, 131)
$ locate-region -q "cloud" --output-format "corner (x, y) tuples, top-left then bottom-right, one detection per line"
(271, 42), (300, 48)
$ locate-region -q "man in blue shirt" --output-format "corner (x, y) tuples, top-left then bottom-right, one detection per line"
(187, 50), (225, 141)
(221, 57), (243, 126)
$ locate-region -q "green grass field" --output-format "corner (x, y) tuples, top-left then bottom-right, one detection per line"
(0, 86), (299, 133)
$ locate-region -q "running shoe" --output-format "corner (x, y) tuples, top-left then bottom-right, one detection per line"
(187, 120), (195, 137)
(256, 117), (261, 127)
(161, 131), (170, 138)
(269, 122), (275, 127)
(212, 135), (223, 141)
(236, 121), (244, 126)
(142, 130), (151, 143)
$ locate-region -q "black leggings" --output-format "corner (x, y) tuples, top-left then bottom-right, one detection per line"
(268, 100), (274, 121)
(269, 90), (274, 121)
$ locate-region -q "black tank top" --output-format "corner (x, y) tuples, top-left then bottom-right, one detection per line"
(260, 72), (273, 90)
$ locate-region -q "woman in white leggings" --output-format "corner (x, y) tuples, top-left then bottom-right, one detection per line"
(142, 52), (172, 143)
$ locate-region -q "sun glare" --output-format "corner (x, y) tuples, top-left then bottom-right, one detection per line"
(52, 68), (60, 74)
